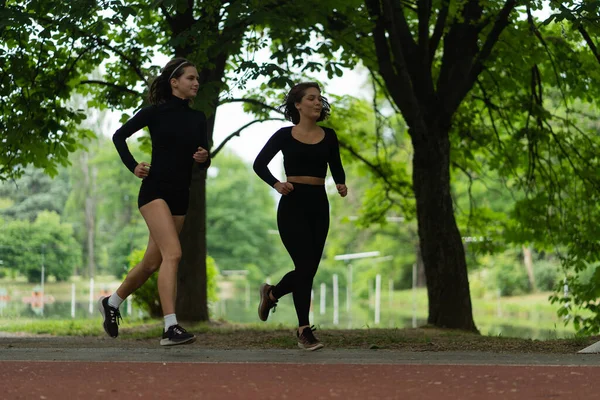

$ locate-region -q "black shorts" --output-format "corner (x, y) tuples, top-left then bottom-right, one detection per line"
(138, 180), (189, 216)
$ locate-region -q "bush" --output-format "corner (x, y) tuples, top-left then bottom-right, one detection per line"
(126, 249), (219, 318)
(468, 271), (487, 299)
(575, 261), (600, 286)
(533, 260), (562, 292)
(493, 260), (530, 296)
(126, 249), (161, 317)
(480, 251), (531, 296)
(206, 256), (219, 303)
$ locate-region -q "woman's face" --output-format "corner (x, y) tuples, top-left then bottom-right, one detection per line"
(295, 87), (323, 121)
(171, 66), (199, 99)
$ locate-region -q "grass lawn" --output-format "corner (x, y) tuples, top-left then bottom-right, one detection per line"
(0, 281), (590, 350)
(0, 318), (596, 353)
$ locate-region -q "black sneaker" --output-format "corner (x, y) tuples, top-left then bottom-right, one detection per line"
(258, 283), (278, 321)
(160, 324), (196, 346)
(297, 325), (324, 351)
(98, 296), (121, 338)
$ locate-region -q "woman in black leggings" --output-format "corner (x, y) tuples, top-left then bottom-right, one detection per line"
(253, 82), (347, 350)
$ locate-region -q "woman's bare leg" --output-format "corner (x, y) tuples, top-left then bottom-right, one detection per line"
(115, 215), (185, 300)
(99, 207), (181, 339)
(139, 199), (185, 316)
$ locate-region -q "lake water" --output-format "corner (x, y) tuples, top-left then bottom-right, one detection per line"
(210, 294), (575, 340)
(0, 283), (576, 340)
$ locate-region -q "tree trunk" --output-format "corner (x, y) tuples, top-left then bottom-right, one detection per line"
(176, 165), (208, 321)
(415, 242), (427, 287)
(412, 124), (477, 332)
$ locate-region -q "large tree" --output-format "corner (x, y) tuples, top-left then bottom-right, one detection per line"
(0, 167), (70, 221)
(344, 0), (600, 331)
(0, 211), (82, 282)
(258, 0), (600, 331)
(2, 0), (353, 321)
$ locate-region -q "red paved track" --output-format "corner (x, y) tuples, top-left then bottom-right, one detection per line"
(2, 361), (599, 399)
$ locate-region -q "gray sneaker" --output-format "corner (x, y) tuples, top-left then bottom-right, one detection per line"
(258, 283), (278, 321)
(297, 326), (324, 351)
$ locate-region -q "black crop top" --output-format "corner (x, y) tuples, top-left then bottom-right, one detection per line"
(112, 95), (210, 189)
(253, 126), (345, 187)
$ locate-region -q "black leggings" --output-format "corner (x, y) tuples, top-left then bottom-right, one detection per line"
(271, 183), (329, 326)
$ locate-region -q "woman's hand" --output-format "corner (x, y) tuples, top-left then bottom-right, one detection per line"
(134, 162), (151, 179)
(274, 181), (294, 195)
(193, 147), (209, 163)
(336, 183), (348, 197)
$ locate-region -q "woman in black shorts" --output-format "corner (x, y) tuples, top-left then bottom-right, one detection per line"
(253, 82), (348, 350)
(98, 57), (210, 346)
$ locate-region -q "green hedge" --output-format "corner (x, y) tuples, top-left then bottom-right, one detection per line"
(126, 249), (219, 318)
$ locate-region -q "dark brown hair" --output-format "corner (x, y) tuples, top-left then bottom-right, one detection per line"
(148, 57), (195, 105)
(281, 82), (330, 124)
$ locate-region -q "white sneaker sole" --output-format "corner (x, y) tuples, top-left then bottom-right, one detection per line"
(297, 342), (324, 351)
(160, 336), (196, 346)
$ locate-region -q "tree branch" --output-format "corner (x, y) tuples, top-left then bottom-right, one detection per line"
(384, 0), (418, 66)
(441, 0), (516, 115)
(526, 6), (568, 108)
(367, 68), (401, 114)
(339, 141), (412, 197)
(365, 0), (398, 85)
(436, 0), (485, 117)
(469, 0), (518, 84)
(429, 0), (450, 63)
(218, 98), (282, 114)
(550, 1), (600, 64)
(62, 43), (96, 85)
(544, 120), (600, 191)
(399, 0), (417, 12)
(366, 0), (423, 130)
(211, 118), (286, 157)
(475, 77), (523, 183)
(79, 80), (142, 95)
(417, 0), (431, 68)
(325, 11), (377, 64)
(31, 13), (149, 84)
(159, 4), (174, 25)
(575, 22), (600, 64)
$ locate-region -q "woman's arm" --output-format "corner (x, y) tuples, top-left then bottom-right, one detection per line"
(253, 129), (284, 187)
(328, 128), (346, 185)
(112, 107), (154, 174)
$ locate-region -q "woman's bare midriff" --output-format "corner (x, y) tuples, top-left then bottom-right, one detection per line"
(287, 176), (325, 185)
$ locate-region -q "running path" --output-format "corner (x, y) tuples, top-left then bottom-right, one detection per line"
(2, 345), (600, 399)
(2, 361), (600, 399)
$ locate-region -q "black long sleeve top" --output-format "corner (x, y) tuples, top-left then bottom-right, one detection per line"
(112, 95), (210, 189)
(253, 126), (346, 187)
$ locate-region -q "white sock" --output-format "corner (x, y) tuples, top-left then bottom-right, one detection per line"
(164, 314), (178, 331)
(108, 293), (124, 309)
